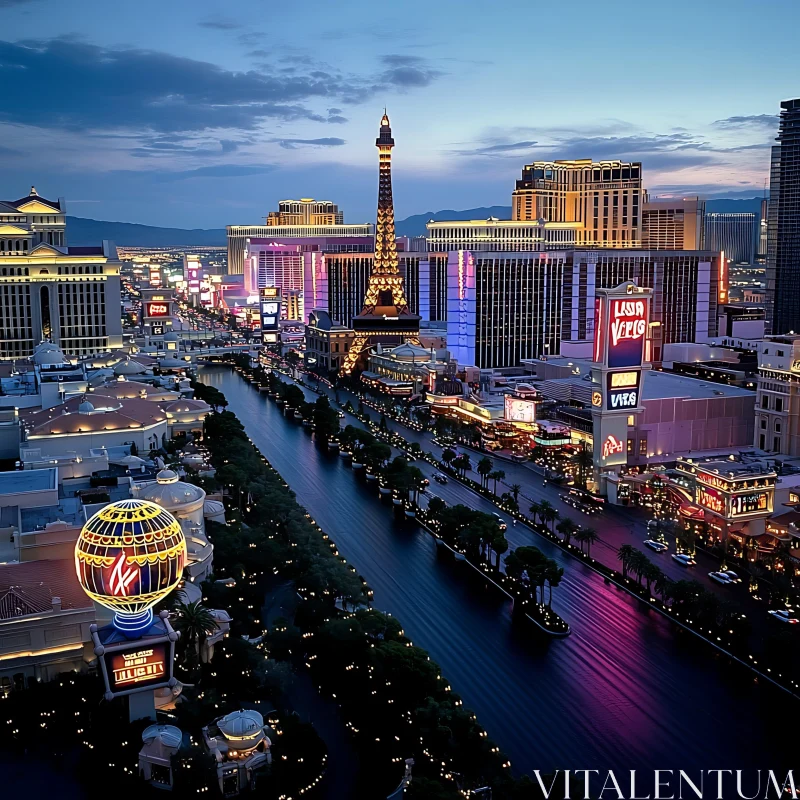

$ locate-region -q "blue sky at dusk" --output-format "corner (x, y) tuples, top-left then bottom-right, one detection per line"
(0, 0), (797, 227)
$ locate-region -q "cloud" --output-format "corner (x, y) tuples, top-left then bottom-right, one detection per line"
(0, 0), (40, 6)
(151, 164), (276, 181)
(198, 19), (242, 30)
(712, 114), (778, 130)
(273, 137), (346, 150)
(326, 115), (348, 124)
(464, 140), (538, 156)
(0, 38), (443, 141)
(381, 54), (424, 67)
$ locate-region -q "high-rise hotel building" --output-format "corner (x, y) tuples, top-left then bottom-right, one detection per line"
(227, 198), (372, 275)
(447, 248), (724, 369)
(704, 212), (758, 266)
(511, 159), (645, 247)
(0, 188), (123, 359)
(766, 98), (800, 335)
(642, 197), (705, 250)
(267, 199), (343, 226)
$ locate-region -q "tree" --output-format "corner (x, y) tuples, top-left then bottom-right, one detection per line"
(173, 600), (217, 670)
(628, 549), (650, 585)
(312, 395), (340, 441)
(617, 543), (636, 578)
(511, 484), (522, 504)
(490, 469), (505, 495)
(477, 456), (493, 489)
(654, 570), (673, 604)
(539, 499), (558, 531)
(557, 517), (579, 547)
(442, 448), (456, 468)
(642, 562), (662, 595)
(544, 560), (564, 606)
(427, 496), (446, 520)
(529, 500), (541, 523)
(571, 443), (593, 489)
(581, 527), (599, 557)
(492, 534), (509, 570)
(452, 453), (472, 478)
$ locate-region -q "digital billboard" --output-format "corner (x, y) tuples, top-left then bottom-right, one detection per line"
(607, 298), (647, 369)
(697, 486), (725, 515)
(105, 643), (169, 693)
(260, 287), (281, 335)
(504, 396), (536, 423)
(605, 370), (641, 411)
(145, 302), (170, 318)
(730, 492), (770, 518)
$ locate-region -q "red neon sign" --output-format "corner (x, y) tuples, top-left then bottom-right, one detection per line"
(146, 302), (169, 317)
(602, 434), (624, 459)
(607, 298), (647, 369)
(698, 487), (725, 514)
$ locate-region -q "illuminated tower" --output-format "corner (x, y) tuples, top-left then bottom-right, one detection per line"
(341, 113), (420, 374)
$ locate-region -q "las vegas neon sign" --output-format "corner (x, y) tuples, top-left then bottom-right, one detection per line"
(610, 300), (647, 347)
(602, 434), (624, 459)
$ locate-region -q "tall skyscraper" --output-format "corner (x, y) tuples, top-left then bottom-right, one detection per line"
(704, 212), (758, 265)
(341, 113), (420, 374)
(0, 188), (122, 359)
(267, 199), (344, 226)
(641, 197), (704, 250)
(766, 98), (800, 335)
(511, 159), (645, 247)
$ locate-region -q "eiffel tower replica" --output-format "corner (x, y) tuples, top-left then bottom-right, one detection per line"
(341, 112), (420, 375)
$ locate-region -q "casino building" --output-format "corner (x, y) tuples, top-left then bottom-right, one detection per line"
(0, 188), (123, 359)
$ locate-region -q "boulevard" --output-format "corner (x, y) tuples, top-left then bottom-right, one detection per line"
(199, 365), (792, 776)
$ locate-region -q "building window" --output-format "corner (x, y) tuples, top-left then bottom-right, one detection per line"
(627, 438), (633, 454)
(774, 437), (781, 452)
(760, 434), (766, 450)
(762, 396), (769, 409)
(761, 419), (767, 429)
(776, 398), (783, 412)
(789, 493), (799, 504)
(627, 415), (634, 426)
(775, 422), (782, 433)
(639, 439), (647, 456)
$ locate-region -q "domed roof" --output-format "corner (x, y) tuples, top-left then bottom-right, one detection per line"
(163, 331), (179, 342)
(114, 358), (146, 376)
(166, 399), (210, 413)
(159, 357), (186, 368)
(34, 341), (59, 354)
(389, 341), (431, 361)
(78, 399), (95, 413)
(217, 710), (264, 741)
(142, 724), (183, 748)
(34, 347), (66, 365)
(141, 470), (205, 509)
(203, 499), (226, 523)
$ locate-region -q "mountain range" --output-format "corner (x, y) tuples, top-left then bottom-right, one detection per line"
(65, 198), (766, 247)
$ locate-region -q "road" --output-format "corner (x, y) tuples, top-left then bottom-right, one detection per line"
(200, 365), (793, 776)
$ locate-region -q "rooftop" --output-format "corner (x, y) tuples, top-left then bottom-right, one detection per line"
(0, 468), (56, 495)
(0, 559), (91, 620)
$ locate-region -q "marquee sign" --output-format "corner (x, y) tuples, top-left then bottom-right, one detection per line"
(730, 491), (770, 518)
(106, 644), (168, 692)
(145, 302), (170, 318)
(504, 396), (536, 423)
(606, 370), (641, 410)
(607, 299), (647, 369)
(697, 486), (725, 515)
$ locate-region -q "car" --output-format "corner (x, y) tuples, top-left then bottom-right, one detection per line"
(338, 411), (346, 418)
(644, 539), (668, 553)
(420, 478), (430, 487)
(434, 473), (448, 484)
(768, 609), (799, 624)
(722, 570), (742, 583)
(708, 571), (733, 585)
(492, 512), (508, 531)
(671, 553), (696, 566)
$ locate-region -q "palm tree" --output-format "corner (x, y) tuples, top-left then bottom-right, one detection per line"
(491, 469), (506, 494)
(654, 570), (673, 604)
(542, 503), (559, 532)
(493, 535), (509, 570)
(477, 456), (493, 489)
(174, 600), (217, 669)
(544, 561), (564, 606)
(628, 549), (649, 585)
(511, 484), (521, 504)
(442, 448), (456, 469)
(573, 527), (588, 554)
(617, 544), (635, 578)
(642, 562), (662, 595)
(556, 517), (579, 547)
(529, 501), (542, 523)
(580, 527), (599, 557)
(571, 444), (594, 489)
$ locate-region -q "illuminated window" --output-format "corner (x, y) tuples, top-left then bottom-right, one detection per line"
(639, 439), (647, 456)
(627, 438), (633, 454)
(627, 415), (635, 426)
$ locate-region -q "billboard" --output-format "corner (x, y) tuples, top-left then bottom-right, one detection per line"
(697, 486), (725, 515)
(145, 302), (170, 318)
(607, 298), (647, 368)
(260, 287), (281, 335)
(504, 396), (536, 423)
(105, 643), (169, 693)
(605, 370), (641, 411)
(730, 491), (770, 518)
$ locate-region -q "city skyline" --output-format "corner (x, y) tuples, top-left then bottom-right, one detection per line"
(0, 0), (797, 228)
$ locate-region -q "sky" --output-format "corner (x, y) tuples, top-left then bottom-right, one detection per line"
(0, 0), (797, 228)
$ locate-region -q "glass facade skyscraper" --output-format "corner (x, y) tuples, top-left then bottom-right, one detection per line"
(766, 98), (800, 335)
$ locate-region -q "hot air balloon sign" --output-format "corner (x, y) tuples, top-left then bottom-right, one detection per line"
(75, 499), (186, 638)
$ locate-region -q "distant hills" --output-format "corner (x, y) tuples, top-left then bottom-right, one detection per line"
(66, 197), (767, 247)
